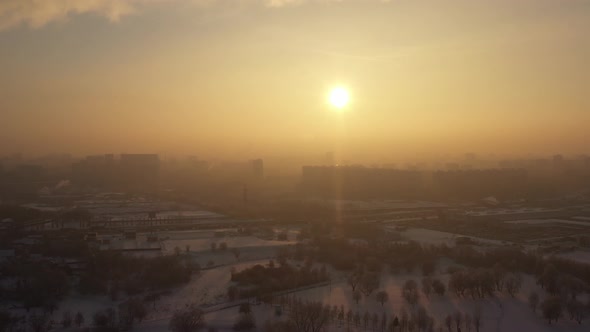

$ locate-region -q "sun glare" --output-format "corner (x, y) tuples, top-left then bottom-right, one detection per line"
(328, 87), (350, 110)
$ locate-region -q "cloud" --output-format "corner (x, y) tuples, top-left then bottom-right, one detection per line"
(0, 0), (141, 31)
(0, 0), (392, 31)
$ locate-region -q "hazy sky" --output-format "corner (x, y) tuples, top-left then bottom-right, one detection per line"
(1, 0), (589, 161)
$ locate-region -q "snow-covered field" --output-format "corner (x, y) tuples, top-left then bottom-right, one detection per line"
(159, 229), (297, 266)
(388, 227), (509, 246)
(44, 228), (298, 330)
(321, 200), (448, 210)
(138, 271), (590, 332)
(149, 260), (271, 319)
(554, 250), (590, 264)
(35, 225), (590, 332)
(50, 259), (271, 331)
(109, 210), (224, 220)
(161, 230), (297, 254)
(506, 219), (590, 227)
(282, 274), (587, 332)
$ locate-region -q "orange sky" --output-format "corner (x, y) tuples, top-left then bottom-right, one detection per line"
(1, 0), (589, 160)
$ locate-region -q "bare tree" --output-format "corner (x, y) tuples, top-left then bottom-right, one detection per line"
(427, 317), (435, 332)
(422, 277), (433, 298)
(74, 312), (84, 327)
(93, 308), (115, 328)
(353, 290), (362, 305)
(118, 298), (146, 330)
(0, 311), (18, 332)
(492, 263), (506, 292)
(61, 311), (72, 328)
(337, 306), (344, 324)
(444, 315), (452, 332)
(472, 306), (482, 332)
(330, 306), (338, 323)
(354, 311), (361, 327)
(432, 279), (446, 296)
(347, 272), (362, 292)
(504, 273), (523, 297)
(402, 280), (420, 306)
(408, 317), (417, 332)
(528, 292), (539, 313)
(453, 312), (462, 332)
(566, 299), (585, 324)
(231, 248), (241, 261)
(262, 321), (296, 332)
(169, 305), (205, 332)
(541, 296), (563, 324)
(360, 273), (380, 297)
(228, 286), (239, 301)
(376, 290), (389, 306)
(29, 313), (49, 332)
(464, 313), (472, 332)
(400, 308), (409, 332)
(346, 309), (353, 328)
(239, 303), (251, 315)
(363, 311), (370, 329)
(560, 275), (586, 301)
(289, 301), (330, 332)
(416, 306), (430, 331)
(372, 313), (379, 331)
(537, 264), (559, 295)
(233, 312), (256, 331)
(393, 316), (400, 330)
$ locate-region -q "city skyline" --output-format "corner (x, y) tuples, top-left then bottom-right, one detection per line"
(2, 3), (590, 331)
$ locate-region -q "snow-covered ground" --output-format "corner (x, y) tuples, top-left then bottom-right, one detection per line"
(159, 229), (297, 266)
(162, 230), (297, 254)
(505, 219), (590, 227)
(388, 227), (509, 246)
(138, 270), (590, 332)
(109, 210), (224, 220)
(554, 250), (590, 264)
(148, 260), (271, 320)
(49, 259), (271, 331)
(54, 295), (115, 325)
(45, 227), (297, 329)
(35, 225), (590, 332)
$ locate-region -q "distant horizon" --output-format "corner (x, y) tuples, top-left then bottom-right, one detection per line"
(2, 150), (589, 169)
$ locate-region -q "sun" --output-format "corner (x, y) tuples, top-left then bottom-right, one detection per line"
(328, 87), (350, 110)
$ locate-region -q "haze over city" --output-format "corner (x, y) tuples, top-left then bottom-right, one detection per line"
(2, 2), (590, 332)
(2, 0), (589, 160)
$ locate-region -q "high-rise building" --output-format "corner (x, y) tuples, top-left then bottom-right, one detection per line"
(302, 166), (425, 199)
(433, 169), (527, 199)
(119, 154), (160, 192)
(71, 154), (117, 188)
